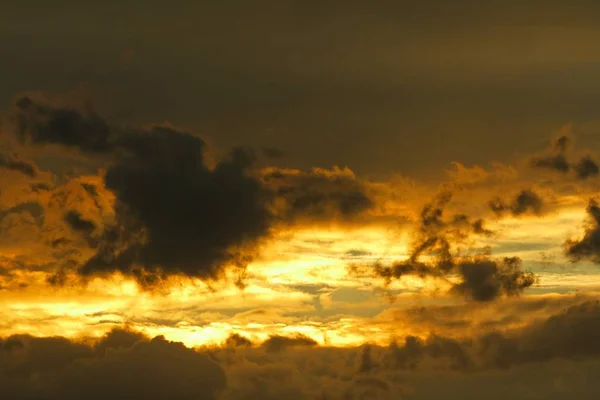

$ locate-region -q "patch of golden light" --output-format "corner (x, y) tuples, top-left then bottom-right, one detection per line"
(0, 205), (598, 348)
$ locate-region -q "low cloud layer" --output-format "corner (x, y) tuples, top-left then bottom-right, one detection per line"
(2, 300), (600, 399)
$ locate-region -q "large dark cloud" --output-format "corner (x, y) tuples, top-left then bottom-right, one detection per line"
(565, 199), (600, 263)
(373, 193), (535, 301)
(8, 96), (379, 285)
(10, 97), (275, 284)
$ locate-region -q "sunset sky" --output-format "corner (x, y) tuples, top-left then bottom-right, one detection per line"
(2, 2), (600, 399)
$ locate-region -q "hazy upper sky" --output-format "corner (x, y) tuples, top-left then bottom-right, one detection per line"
(3, 2), (600, 400)
(3, 1), (600, 177)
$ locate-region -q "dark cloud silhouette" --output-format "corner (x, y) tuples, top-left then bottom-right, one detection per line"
(11, 96), (115, 153)
(11, 97), (275, 285)
(64, 210), (96, 235)
(489, 189), (544, 216)
(9, 97), (379, 286)
(263, 166), (373, 222)
(565, 199), (600, 263)
(531, 135), (571, 173)
(373, 193), (535, 301)
(224, 333), (253, 348)
(452, 256), (536, 302)
(0, 153), (37, 177)
(262, 334), (318, 353)
(531, 134), (599, 180)
(574, 156), (600, 179)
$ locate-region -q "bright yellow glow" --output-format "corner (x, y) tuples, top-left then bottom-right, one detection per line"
(0, 206), (598, 347)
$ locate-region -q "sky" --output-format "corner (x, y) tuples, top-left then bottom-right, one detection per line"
(2, 2), (600, 399)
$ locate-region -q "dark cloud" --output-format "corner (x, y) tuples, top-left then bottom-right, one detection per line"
(3, 301), (600, 399)
(531, 135), (571, 173)
(489, 189), (544, 216)
(11, 97), (275, 285)
(0, 328), (225, 400)
(0, 153), (37, 177)
(11, 96), (115, 153)
(9, 96), (379, 286)
(452, 257), (536, 302)
(573, 156), (600, 180)
(373, 193), (535, 301)
(262, 334), (318, 353)
(224, 333), (253, 348)
(565, 199), (600, 263)
(64, 210), (96, 235)
(531, 134), (600, 180)
(263, 166), (373, 222)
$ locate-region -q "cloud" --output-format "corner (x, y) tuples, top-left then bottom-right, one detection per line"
(531, 135), (571, 173)
(11, 95), (115, 153)
(64, 210), (96, 236)
(224, 333), (253, 348)
(0, 328), (225, 400)
(0, 153), (37, 177)
(531, 133), (599, 180)
(573, 156), (600, 180)
(2, 300), (600, 399)
(10, 97), (276, 285)
(261, 334), (318, 353)
(372, 193), (535, 301)
(451, 256), (536, 302)
(263, 166), (373, 222)
(565, 199), (600, 263)
(7, 96), (381, 287)
(488, 189), (544, 216)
